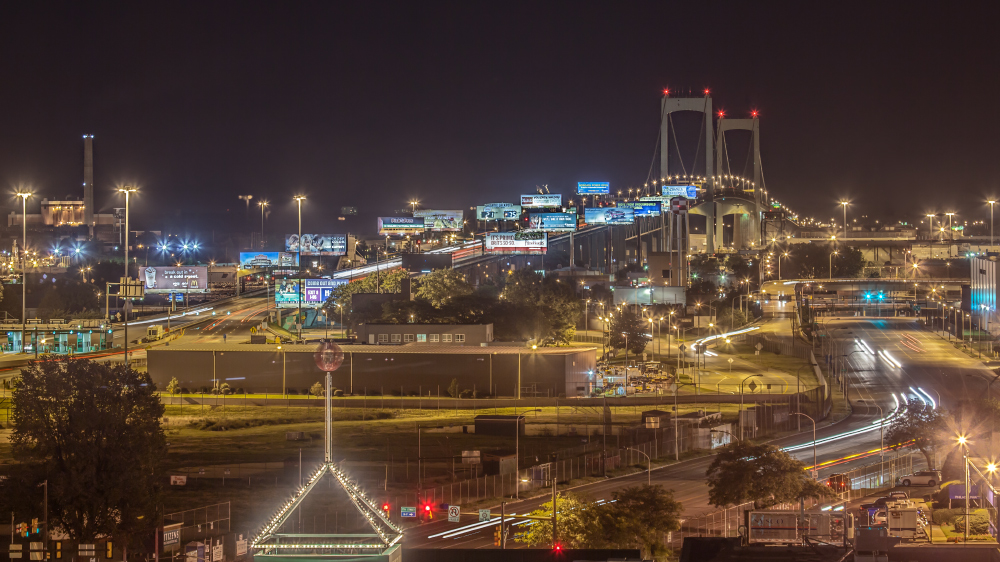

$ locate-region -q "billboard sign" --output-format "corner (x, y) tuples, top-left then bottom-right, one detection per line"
(520, 194), (562, 208)
(239, 252), (299, 269)
(143, 266), (209, 294)
(577, 182), (610, 195)
(476, 204), (521, 221)
(584, 207), (635, 225)
(275, 279), (301, 308)
(484, 232), (547, 254)
(526, 213), (576, 232)
(275, 279), (349, 308)
(378, 217), (424, 235)
(340, 206), (358, 216)
(285, 234), (347, 256)
(413, 209), (463, 231)
(618, 201), (661, 217)
(661, 185), (699, 198)
(304, 279), (347, 305)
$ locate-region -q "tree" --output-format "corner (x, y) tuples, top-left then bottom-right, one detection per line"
(608, 310), (650, 356)
(595, 485), (682, 558)
(833, 246), (865, 278)
(415, 268), (472, 307)
(324, 268), (410, 324)
(500, 270), (581, 345)
(447, 378), (460, 398)
(706, 441), (834, 508)
(514, 493), (601, 548)
(166, 376), (180, 394)
(6, 359), (166, 548)
(886, 398), (948, 469)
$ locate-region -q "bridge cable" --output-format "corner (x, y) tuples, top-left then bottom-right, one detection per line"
(669, 114), (689, 178)
(690, 96), (710, 180)
(644, 96), (670, 194)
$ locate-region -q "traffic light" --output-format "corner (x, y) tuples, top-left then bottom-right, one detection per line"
(381, 503), (390, 515)
(493, 526), (501, 547)
(423, 504), (433, 520)
(31, 518), (39, 535)
(553, 543), (563, 552)
(106, 541), (113, 559)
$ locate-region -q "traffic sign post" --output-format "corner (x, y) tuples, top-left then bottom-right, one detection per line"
(447, 505), (460, 522)
(479, 509), (491, 522)
(400, 507), (416, 518)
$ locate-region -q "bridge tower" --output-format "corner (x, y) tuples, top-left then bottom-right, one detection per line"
(659, 93), (716, 253)
(715, 116), (763, 249)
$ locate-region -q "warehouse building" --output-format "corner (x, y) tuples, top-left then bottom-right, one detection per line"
(148, 343), (597, 398)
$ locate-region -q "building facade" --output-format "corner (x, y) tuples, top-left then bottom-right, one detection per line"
(355, 323), (493, 346)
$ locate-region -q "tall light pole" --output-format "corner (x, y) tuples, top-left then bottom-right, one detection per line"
(294, 195), (306, 341)
(793, 413), (817, 478)
(840, 201), (849, 240)
(958, 435), (970, 543)
(989, 200), (997, 249)
(259, 200), (269, 248)
(926, 214), (935, 238)
(16, 191), (30, 353)
(410, 200), (419, 214)
(945, 212), (955, 240)
(238, 194), (253, 224)
(118, 186), (138, 364)
(829, 250), (838, 279)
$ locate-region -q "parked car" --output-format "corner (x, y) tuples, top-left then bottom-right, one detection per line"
(896, 470), (941, 487)
(887, 490), (908, 501)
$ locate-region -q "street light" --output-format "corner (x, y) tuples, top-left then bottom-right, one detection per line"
(792, 413), (817, 478)
(410, 200), (419, 213)
(15, 191), (30, 353)
(958, 435), (970, 542)
(989, 200), (997, 250)
(624, 447), (651, 485)
(829, 250), (838, 279)
(839, 201), (849, 240)
(293, 195), (306, 341)
(118, 186), (138, 365)
(259, 200), (269, 248)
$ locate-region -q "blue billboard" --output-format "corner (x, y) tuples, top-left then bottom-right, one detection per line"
(577, 182), (610, 195)
(584, 207), (635, 225)
(618, 201), (661, 217)
(661, 185), (698, 198)
(239, 252), (300, 269)
(526, 213), (577, 232)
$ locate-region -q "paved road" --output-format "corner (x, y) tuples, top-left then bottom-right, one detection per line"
(403, 316), (991, 549)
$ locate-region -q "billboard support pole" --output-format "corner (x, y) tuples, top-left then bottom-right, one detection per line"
(569, 231), (575, 271)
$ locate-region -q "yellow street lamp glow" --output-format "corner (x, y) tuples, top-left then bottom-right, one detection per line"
(958, 435), (967, 445)
(988, 463), (997, 473)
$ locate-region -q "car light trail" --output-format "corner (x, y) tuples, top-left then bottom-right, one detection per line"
(856, 339), (875, 355)
(916, 387), (937, 409)
(783, 396), (903, 453)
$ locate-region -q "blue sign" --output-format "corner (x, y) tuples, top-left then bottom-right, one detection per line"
(584, 207), (635, 225)
(617, 202), (661, 217)
(949, 483), (981, 500)
(401, 507), (417, 518)
(661, 185), (698, 198)
(577, 182), (610, 195)
(526, 213), (577, 232)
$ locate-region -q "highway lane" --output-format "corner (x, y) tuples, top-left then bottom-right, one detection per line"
(405, 317), (983, 549)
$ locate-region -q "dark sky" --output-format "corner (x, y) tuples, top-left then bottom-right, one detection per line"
(0, 2), (997, 236)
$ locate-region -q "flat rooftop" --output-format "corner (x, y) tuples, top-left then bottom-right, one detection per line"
(154, 343), (596, 355)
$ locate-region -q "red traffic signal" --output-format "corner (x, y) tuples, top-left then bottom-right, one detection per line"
(382, 503), (390, 512)
(553, 543), (563, 551)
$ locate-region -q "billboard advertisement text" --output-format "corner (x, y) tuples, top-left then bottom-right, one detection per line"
(378, 217), (425, 235)
(527, 213), (576, 231)
(520, 194), (562, 208)
(484, 232), (547, 254)
(239, 252), (300, 269)
(618, 201), (661, 216)
(275, 279), (348, 309)
(577, 182), (610, 194)
(413, 209), (463, 231)
(143, 266), (209, 294)
(285, 234), (347, 256)
(661, 185), (698, 198)
(584, 207), (635, 225)
(476, 204), (521, 221)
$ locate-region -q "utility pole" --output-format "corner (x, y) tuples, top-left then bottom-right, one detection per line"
(119, 186), (137, 365)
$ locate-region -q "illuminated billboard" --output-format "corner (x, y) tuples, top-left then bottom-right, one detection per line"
(520, 194), (562, 208)
(526, 213), (577, 232)
(285, 234), (347, 256)
(618, 201), (661, 217)
(484, 232), (547, 254)
(661, 185), (698, 198)
(340, 206), (358, 216)
(239, 252), (300, 269)
(584, 207), (635, 225)
(476, 204), (521, 221)
(143, 266), (209, 294)
(378, 217), (424, 235)
(413, 209), (463, 231)
(577, 182), (610, 195)
(275, 278), (349, 308)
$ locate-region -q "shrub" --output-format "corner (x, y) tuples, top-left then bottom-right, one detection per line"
(286, 388), (298, 395)
(459, 389), (474, 399)
(235, 388), (245, 395)
(931, 508), (961, 525)
(166, 377), (180, 394)
(198, 386), (210, 394)
(309, 382), (324, 397)
(955, 513), (990, 535)
(447, 378), (460, 398)
(180, 387), (190, 395)
(333, 389), (344, 397)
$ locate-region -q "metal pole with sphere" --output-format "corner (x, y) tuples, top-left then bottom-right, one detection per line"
(16, 192), (30, 353)
(294, 195), (306, 341)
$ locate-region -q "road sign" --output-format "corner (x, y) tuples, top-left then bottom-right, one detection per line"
(748, 381), (758, 392)
(678, 344), (687, 352)
(479, 509), (491, 522)
(755, 343), (763, 351)
(448, 505), (461, 522)
(400, 507), (416, 518)
(728, 358), (734, 364)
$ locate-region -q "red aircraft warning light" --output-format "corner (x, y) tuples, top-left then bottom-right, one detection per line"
(751, 110), (759, 118)
(717, 110), (725, 118)
(704, 88), (710, 95)
(663, 88), (670, 96)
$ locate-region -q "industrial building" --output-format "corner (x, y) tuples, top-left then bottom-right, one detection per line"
(148, 343), (598, 398)
(354, 323), (493, 346)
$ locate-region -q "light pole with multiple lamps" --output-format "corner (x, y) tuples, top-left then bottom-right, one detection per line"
(259, 199), (269, 248)
(294, 195), (306, 341)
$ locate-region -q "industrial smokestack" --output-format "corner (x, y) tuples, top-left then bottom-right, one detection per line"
(83, 135), (94, 229)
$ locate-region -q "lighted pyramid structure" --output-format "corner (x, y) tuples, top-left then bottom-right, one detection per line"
(252, 348), (403, 560)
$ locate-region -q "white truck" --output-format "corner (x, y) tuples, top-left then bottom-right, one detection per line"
(146, 325), (165, 342)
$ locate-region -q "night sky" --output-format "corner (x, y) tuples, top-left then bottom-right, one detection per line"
(0, 3), (997, 236)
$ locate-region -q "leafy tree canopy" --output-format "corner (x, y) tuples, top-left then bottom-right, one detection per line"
(608, 310), (651, 356)
(886, 398), (948, 469)
(6, 359), (166, 548)
(706, 441), (834, 508)
(414, 268), (473, 307)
